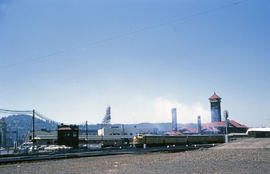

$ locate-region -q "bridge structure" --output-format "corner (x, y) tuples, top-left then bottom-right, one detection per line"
(0, 108), (58, 123)
(0, 108), (59, 148)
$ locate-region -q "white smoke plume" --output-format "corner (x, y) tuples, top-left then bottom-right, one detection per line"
(152, 97), (211, 124)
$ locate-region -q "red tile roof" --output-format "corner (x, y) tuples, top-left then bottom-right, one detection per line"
(57, 127), (79, 131)
(178, 127), (197, 134)
(202, 125), (220, 132)
(229, 120), (249, 128)
(170, 120), (249, 135)
(164, 131), (183, 135)
(202, 120), (248, 129)
(209, 93), (221, 100)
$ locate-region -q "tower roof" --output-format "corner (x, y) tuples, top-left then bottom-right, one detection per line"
(209, 93), (221, 100)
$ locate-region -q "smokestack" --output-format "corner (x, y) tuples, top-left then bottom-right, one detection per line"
(102, 106), (111, 128)
(197, 115), (202, 134)
(171, 108), (177, 132)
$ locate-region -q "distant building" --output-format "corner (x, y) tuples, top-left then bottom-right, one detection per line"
(201, 120), (248, 134)
(98, 127), (157, 136)
(177, 120), (248, 135)
(25, 130), (57, 146)
(80, 129), (98, 136)
(171, 108), (177, 131)
(57, 124), (79, 149)
(98, 127), (122, 136)
(209, 93), (222, 122)
(247, 128), (270, 138)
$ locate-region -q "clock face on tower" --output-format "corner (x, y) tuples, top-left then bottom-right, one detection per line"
(211, 102), (220, 109)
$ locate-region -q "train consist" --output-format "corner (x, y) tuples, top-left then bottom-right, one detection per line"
(133, 134), (225, 147)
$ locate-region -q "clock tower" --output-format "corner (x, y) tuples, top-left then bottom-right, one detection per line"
(209, 93), (222, 122)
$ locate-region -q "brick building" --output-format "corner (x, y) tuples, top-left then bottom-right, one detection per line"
(57, 124), (79, 149)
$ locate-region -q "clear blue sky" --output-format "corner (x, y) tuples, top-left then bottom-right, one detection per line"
(0, 0), (269, 127)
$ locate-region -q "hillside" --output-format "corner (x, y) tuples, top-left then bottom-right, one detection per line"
(5, 115), (57, 145)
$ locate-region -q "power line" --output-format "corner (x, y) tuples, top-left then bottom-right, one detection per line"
(0, 108), (58, 123)
(0, 108), (32, 114)
(1, 0), (247, 69)
(35, 111), (59, 123)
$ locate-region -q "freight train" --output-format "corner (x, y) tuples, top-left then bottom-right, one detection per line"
(133, 134), (225, 147)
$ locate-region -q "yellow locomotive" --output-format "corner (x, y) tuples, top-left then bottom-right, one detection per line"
(133, 134), (224, 147)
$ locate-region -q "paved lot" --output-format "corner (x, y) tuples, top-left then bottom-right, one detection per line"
(214, 137), (270, 149)
(1, 138), (270, 174)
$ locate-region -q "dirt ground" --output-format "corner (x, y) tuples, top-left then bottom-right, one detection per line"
(1, 138), (270, 174)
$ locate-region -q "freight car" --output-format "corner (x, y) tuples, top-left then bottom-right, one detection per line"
(133, 134), (225, 147)
(101, 138), (131, 147)
(187, 135), (225, 144)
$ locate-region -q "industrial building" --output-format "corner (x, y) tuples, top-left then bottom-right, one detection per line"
(24, 130), (57, 146)
(247, 128), (270, 138)
(97, 126), (157, 136)
(98, 106), (158, 137)
(98, 127), (122, 136)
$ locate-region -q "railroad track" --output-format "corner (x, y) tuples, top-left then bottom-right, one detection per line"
(0, 144), (217, 164)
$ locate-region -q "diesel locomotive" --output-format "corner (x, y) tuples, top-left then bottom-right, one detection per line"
(133, 134), (225, 147)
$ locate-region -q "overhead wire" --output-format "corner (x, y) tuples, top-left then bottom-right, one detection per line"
(0, 0), (248, 125)
(0, 108), (59, 123)
(0, 108), (32, 114)
(0, 0), (248, 69)
(34, 111), (59, 123)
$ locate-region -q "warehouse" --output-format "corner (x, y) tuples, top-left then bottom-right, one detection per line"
(247, 128), (270, 138)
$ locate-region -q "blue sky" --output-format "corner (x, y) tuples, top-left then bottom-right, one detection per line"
(0, 0), (269, 127)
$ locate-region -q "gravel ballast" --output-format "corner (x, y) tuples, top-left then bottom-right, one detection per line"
(1, 138), (270, 174)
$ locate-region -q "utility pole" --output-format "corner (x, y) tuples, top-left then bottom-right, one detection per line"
(85, 120), (88, 144)
(16, 128), (18, 143)
(15, 128), (18, 151)
(223, 110), (229, 143)
(32, 109), (35, 150)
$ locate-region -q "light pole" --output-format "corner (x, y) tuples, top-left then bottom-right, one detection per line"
(32, 109), (35, 151)
(223, 110), (229, 143)
(85, 120), (88, 148)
